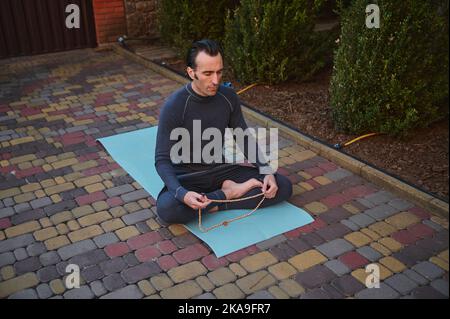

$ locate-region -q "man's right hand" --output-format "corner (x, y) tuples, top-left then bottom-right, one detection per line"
(183, 191), (212, 210)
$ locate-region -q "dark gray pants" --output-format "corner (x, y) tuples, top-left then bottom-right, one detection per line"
(156, 164), (293, 224)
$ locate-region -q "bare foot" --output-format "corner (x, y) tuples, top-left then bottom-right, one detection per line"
(221, 179), (262, 200)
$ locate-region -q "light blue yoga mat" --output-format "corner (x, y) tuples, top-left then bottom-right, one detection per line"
(97, 126), (314, 258)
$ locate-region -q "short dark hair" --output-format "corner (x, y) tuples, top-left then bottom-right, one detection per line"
(186, 39), (223, 69)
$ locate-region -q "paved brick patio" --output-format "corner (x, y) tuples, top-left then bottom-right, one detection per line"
(0, 49), (448, 299)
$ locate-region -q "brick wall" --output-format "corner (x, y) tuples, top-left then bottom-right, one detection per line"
(93, 0), (127, 44)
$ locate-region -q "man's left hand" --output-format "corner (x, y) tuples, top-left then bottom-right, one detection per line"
(262, 174), (278, 199)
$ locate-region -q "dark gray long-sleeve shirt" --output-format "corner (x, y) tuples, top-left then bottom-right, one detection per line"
(155, 82), (272, 202)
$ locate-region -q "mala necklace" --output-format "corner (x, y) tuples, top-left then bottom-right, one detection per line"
(198, 192), (266, 233)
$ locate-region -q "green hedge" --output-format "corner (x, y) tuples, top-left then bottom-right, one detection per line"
(330, 0), (449, 136)
(157, 0), (238, 58)
(223, 0), (336, 84)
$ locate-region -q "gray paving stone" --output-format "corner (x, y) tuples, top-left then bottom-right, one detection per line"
(300, 288), (331, 299)
(324, 168), (353, 181)
(103, 273), (126, 291)
(0, 252), (15, 267)
(69, 249), (108, 268)
(422, 220), (445, 232)
(256, 235), (287, 250)
(355, 198), (376, 209)
(356, 246), (382, 262)
(355, 283), (400, 299)
(331, 275), (365, 297)
(247, 290), (275, 299)
(37, 265), (60, 282)
(3, 198), (14, 208)
(295, 265), (336, 289)
(387, 198), (414, 211)
(57, 239), (96, 260)
(104, 184), (134, 198)
(14, 248), (28, 261)
(14, 256), (41, 275)
(430, 279), (449, 297)
(26, 242), (47, 257)
(121, 262), (162, 284)
(316, 239), (354, 259)
(364, 191), (396, 205)
(194, 292), (217, 299)
(99, 257), (127, 276)
(122, 209), (153, 225)
(63, 285), (95, 299)
(93, 232), (119, 248)
(349, 213), (376, 228)
(411, 286), (447, 299)
(121, 189), (149, 203)
(9, 288), (38, 299)
(385, 273), (419, 295)
(39, 251), (61, 266)
(100, 284), (144, 299)
(403, 269), (429, 286)
(36, 283), (53, 299)
(412, 261), (445, 281)
(30, 197), (52, 209)
(14, 203), (31, 213)
(365, 204), (399, 221)
(0, 234), (34, 253)
(81, 265), (104, 283)
(340, 219), (360, 231)
(90, 280), (108, 297)
(324, 259), (351, 276)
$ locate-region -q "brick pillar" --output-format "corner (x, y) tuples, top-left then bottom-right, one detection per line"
(93, 0), (127, 44)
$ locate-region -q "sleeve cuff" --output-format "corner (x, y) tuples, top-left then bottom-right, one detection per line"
(174, 186), (189, 202)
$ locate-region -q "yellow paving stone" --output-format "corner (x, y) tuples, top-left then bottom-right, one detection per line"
(10, 154), (36, 165)
(34, 227), (58, 241)
(68, 225), (103, 242)
(64, 172), (84, 182)
(196, 275), (215, 292)
(50, 211), (73, 225)
(78, 211), (112, 227)
(299, 182), (314, 191)
(42, 164), (53, 172)
(379, 257), (406, 273)
(291, 150), (316, 162)
(67, 220), (81, 231)
(430, 257), (449, 271)
(73, 119), (94, 126)
(101, 218), (125, 232)
(168, 261), (207, 284)
(110, 206), (127, 218)
(160, 281), (202, 299)
(45, 155), (58, 164)
(72, 205), (95, 218)
(50, 279), (66, 294)
(35, 190), (46, 198)
(385, 212), (420, 230)
(10, 136), (35, 146)
(45, 235), (71, 250)
(292, 185), (306, 195)
(342, 203), (361, 214)
(168, 224), (188, 236)
(20, 183), (41, 193)
(360, 228), (381, 241)
(0, 273), (39, 298)
(150, 274), (174, 291)
(71, 160), (98, 172)
(378, 237), (403, 252)
(85, 183), (105, 193)
(115, 226), (139, 241)
(51, 158), (78, 170)
(268, 262), (297, 280)
(39, 217), (52, 228)
(313, 176), (332, 185)
(288, 250), (327, 271)
(0, 160), (9, 168)
(138, 199), (151, 209)
(18, 162), (32, 170)
(45, 182), (75, 196)
(368, 221), (397, 237)
(304, 202), (329, 215)
(1, 265), (15, 281)
(236, 270), (277, 294)
(298, 171), (312, 180)
(124, 202), (141, 213)
(344, 232), (373, 248)
(240, 251), (278, 272)
(51, 194), (62, 203)
(5, 221), (41, 238)
(229, 263), (248, 278)
(138, 280), (156, 296)
(74, 175), (103, 187)
(56, 223), (69, 235)
(0, 187), (21, 199)
(280, 157), (296, 165)
(92, 201), (109, 212)
(146, 219), (160, 230)
(2, 141), (10, 148)
(54, 177), (66, 185)
(370, 242), (392, 257)
(279, 279), (306, 298)
(268, 285), (290, 299)
(14, 192), (35, 204)
(132, 181), (142, 189)
(438, 250), (449, 263)
(0, 231), (5, 241)
(31, 159), (45, 167)
(103, 180), (114, 188)
(430, 216), (449, 229)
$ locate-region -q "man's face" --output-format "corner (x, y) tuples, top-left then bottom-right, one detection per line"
(187, 51), (223, 97)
